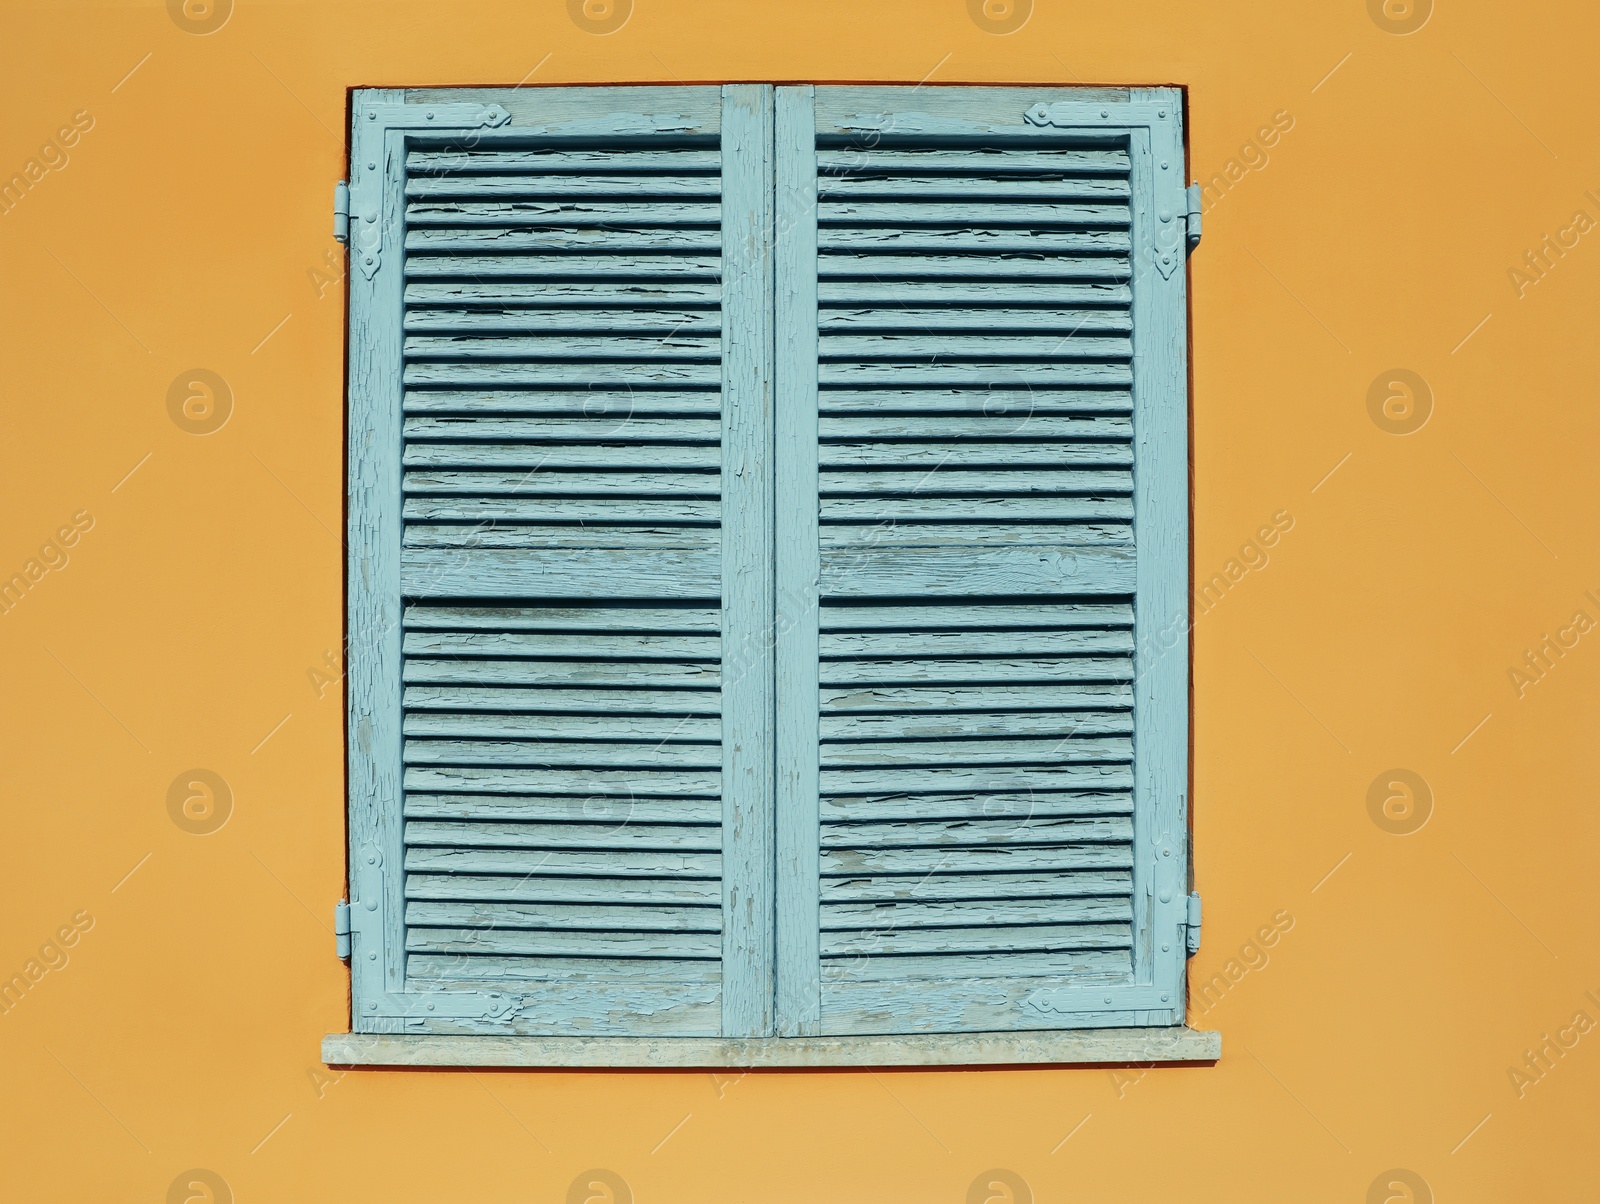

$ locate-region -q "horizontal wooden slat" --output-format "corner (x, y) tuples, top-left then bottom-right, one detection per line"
(405, 361), (721, 388)
(404, 766), (721, 797)
(823, 524), (1130, 550)
(404, 712), (719, 742)
(404, 525), (718, 551)
(821, 496), (1130, 522)
(405, 281), (722, 307)
(821, 764), (1134, 795)
(819, 442), (1131, 469)
(405, 334), (719, 362)
(819, 791), (1132, 822)
(405, 309), (719, 333)
(404, 497), (718, 523)
(820, 201), (1129, 228)
(819, 334), (1132, 362)
(819, 683), (1132, 713)
(406, 253), (722, 280)
(407, 926), (721, 959)
(405, 604), (720, 632)
(820, 308), (1130, 334)
(814, 148), (1130, 175)
(407, 900), (721, 932)
(819, 737), (1132, 768)
(406, 872), (722, 905)
(822, 922), (1129, 958)
(819, 415), (1130, 440)
(822, 815), (1131, 847)
(818, 545), (1137, 596)
(822, 868), (1132, 903)
(406, 228), (721, 253)
(819, 253), (1130, 281)
(818, 387), (1131, 415)
(818, 282), (1131, 308)
(406, 953), (720, 984)
(407, 148), (722, 175)
(816, 362), (1133, 387)
(404, 738), (721, 769)
(406, 656), (717, 687)
(404, 389), (720, 416)
(404, 416), (720, 442)
(403, 686), (722, 715)
(405, 846), (721, 877)
(820, 469), (1129, 495)
(821, 602), (1131, 630)
(404, 793), (722, 824)
(405, 470), (720, 497)
(403, 629), (717, 659)
(406, 200), (719, 227)
(821, 628), (1131, 658)
(818, 177), (1131, 201)
(406, 819), (720, 850)
(818, 229), (1130, 254)
(820, 656), (1133, 686)
(401, 547), (721, 599)
(821, 710), (1132, 740)
(821, 844), (1134, 876)
(822, 896), (1132, 930)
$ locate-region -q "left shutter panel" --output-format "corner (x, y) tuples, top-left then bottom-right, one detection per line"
(347, 87), (740, 1038)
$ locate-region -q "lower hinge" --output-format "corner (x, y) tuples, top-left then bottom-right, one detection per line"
(334, 899), (351, 960)
(1185, 182), (1202, 253)
(1185, 892), (1202, 956)
(333, 180), (350, 245)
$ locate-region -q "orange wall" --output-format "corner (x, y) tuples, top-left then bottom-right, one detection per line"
(2, 2), (1597, 1200)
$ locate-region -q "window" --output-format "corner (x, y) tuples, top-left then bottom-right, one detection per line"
(332, 84), (1211, 1066)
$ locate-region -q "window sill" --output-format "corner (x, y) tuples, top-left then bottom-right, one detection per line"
(322, 1026), (1220, 1068)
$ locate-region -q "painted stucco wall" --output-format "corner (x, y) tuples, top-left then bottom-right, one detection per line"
(2, 2), (1596, 1200)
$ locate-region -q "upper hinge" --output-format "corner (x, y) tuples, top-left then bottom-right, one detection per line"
(1185, 892), (1202, 956)
(1185, 182), (1202, 253)
(334, 899), (351, 960)
(333, 180), (350, 244)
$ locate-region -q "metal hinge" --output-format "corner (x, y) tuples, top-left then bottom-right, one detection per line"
(1185, 182), (1202, 253)
(1185, 892), (1202, 956)
(333, 180), (350, 245)
(334, 899), (351, 959)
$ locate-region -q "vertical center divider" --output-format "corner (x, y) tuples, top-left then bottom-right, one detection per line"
(719, 84), (778, 1037)
(773, 85), (822, 1036)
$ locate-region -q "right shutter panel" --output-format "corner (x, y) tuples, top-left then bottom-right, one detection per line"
(778, 87), (1189, 1036)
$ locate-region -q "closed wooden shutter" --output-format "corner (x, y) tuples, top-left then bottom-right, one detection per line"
(346, 84), (1192, 1054)
(346, 87), (774, 1036)
(774, 87), (1190, 1035)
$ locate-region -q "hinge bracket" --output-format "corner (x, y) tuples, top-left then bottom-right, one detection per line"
(1185, 182), (1203, 253)
(334, 899), (351, 960)
(1185, 892), (1202, 956)
(349, 103), (511, 280)
(333, 180), (350, 244)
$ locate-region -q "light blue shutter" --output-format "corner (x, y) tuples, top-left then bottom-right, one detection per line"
(346, 87), (775, 1037)
(774, 87), (1190, 1035)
